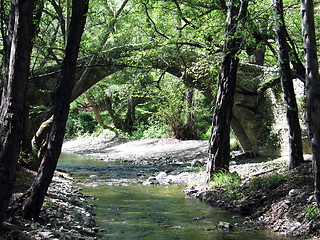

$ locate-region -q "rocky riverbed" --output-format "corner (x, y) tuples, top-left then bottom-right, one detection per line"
(3, 168), (102, 240)
(4, 133), (320, 239)
(62, 134), (320, 239)
(2, 135), (208, 239)
(62, 135), (208, 186)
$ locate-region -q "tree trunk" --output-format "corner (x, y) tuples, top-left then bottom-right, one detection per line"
(123, 96), (145, 133)
(273, 0), (304, 169)
(105, 96), (123, 130)
(65, 0), (71, 44)
(0, 0), (34, 230)
(301, 0), (320, 206)
(183, 87), (196, 139)
(21, 103), (33, 154)
(30, 116), (54, 170)
(124, 98), (136, 133)
(22, 0), (89, 221)
(206, 0), (248, 182)
(87, 95), (104, 126)
(230, 116), (252, 152)
(206, 57), (239, 177)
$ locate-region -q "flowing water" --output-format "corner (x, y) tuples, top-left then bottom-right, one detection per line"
(58, 153), (288, 240)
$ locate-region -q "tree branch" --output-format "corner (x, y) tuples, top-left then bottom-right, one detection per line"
(142, 2), (170, 40)
(48, 0), (66, 36)
(172, 0), (196, 29)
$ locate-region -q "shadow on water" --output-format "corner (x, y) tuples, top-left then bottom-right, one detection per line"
(58, 153), (289, 240)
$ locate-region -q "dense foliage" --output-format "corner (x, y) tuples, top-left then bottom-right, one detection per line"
(0, 0), (317, 154)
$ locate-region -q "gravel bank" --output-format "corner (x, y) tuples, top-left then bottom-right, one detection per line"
(3, 169), (102, 240)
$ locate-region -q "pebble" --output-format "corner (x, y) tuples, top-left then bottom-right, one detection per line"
(307, 195), (315, 203)
(143, 176), (159, 185)
(156, 171), (167, 180)
(217, 221), (232, 230)
(285, 199), (291, 205)
(243, 220), (255, 227)
(38, 231), (54, 238)
(191, 159), (204, 167)
(288, 189), (299, 196)
(282, 200), (292, 208)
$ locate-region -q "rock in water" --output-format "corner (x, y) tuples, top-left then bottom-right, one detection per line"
(217, 221), (232, 230)
(190, 159), (204, 167)
(156, 172), (167, 180)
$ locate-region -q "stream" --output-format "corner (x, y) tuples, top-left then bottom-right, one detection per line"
(58, 152), (288, 240)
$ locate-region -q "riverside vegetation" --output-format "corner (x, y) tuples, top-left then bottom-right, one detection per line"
(186, 158), (319, 238)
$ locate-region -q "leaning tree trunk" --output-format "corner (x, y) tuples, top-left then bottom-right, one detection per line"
(123, 96), (145, 133)
(0, 0), (34, 230)
(206, 0), (248, 182)
(301, 0), (320, 206)
(22, 0), (89, 221)
(87, 95), (104, 126)
(206, 58), (239, 177)
(273, 0), (304, 169)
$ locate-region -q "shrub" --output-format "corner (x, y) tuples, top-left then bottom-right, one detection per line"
(250, 172), (286, 190)
(230, 133), (239, 151)
(65, 111), (98, 138)
(200, 127), (211, 140)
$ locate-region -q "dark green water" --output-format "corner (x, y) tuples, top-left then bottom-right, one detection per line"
(58, 153), (288, 240)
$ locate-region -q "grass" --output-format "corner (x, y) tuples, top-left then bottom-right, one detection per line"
(207, 170), (288, 202)
(42, 201), (51, 207)
(208, 171), (243, 201)
(209, 171), (242, 190)
(249, 172), (286, 190)
(306, 205), (319, 224)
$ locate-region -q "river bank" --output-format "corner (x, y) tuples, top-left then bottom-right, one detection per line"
(185, 158), (319, 239)
(3, 167), (101, 240)
(62, 134), (320, 239)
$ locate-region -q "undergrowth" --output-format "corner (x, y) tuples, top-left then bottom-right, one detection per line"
(249, 172), (286, 190)
(306, 205), (319, 225)
(209, 171), (242, 190)
(208, 171), (287, 201)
